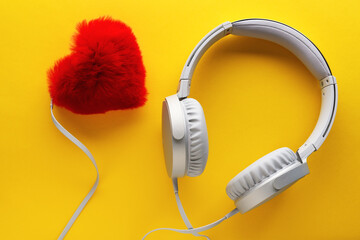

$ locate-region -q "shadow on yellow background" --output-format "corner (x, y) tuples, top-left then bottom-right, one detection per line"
(0, 0), (359, 239)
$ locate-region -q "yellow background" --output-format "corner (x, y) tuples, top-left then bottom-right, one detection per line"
(0, 0), (359, 239)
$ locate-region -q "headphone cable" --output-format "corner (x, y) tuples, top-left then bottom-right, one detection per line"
(142, 208), (239, 239)
(172, 178), (210, 239)
(142, 178), (239, 239)
(51, 100), (100, 240)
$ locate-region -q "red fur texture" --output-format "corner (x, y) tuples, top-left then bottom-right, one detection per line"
(48, 17), (147, 114)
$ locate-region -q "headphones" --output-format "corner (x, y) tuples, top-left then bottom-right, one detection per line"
(144, 19), (338, 239)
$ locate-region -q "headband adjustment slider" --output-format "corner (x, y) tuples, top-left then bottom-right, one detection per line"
(177, 79), (190, 99)
(222, 21), (233, 35)
(320, 76), (336, 89)
(178, 21), (233, 99)
(297, 143), (316, 160)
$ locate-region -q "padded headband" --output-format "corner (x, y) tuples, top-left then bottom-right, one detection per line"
(179, 19), (331, 85)
(176, 19), (337, 161)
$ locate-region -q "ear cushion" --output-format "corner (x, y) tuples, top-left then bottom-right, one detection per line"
(181, 98), (209, 177)
(226, 147), (297, 200)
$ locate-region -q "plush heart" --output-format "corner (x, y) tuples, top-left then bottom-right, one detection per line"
(48, 17), (147, 114)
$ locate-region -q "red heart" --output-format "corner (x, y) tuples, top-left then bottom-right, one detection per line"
(48, 17), (147, 114)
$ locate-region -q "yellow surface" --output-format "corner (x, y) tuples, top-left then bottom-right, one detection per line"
(0, 0), (359, 239)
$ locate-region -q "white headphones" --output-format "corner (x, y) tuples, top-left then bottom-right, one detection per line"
(144, 18), (337, 239)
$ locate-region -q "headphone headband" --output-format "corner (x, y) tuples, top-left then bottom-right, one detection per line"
(177, 18), (337, 161)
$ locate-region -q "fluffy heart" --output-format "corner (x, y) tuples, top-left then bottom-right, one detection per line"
(48, 17), (147, 114)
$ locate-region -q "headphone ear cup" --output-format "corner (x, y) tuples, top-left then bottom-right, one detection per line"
(226, 147), (298, 212)
(181, 98), (209, 177)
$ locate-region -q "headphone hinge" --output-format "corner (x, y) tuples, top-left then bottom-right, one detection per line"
(297, 143), (316, 161)
(320, 76), (336, 89)
(177, 79), (190, 99)
(222, 21), (233, 35)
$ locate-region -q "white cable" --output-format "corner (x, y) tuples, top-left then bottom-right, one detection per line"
(50, 100), (99, 240)
(142, 207), (239, 239)
(172, 178), (210, 239)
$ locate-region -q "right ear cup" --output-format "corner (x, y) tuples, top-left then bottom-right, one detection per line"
(181, 98), (209, 177)
(226, 147), (302, 213)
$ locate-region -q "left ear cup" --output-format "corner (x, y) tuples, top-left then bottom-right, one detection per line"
(162, 95), (209, 178)
(181, 98), (209, 177)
